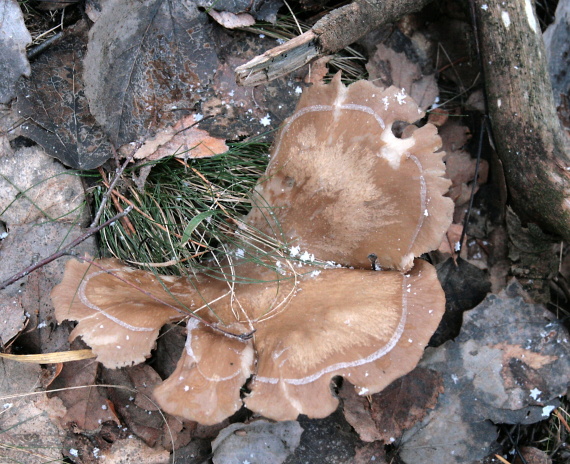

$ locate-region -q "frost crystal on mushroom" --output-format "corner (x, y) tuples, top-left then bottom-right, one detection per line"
(52, 75), (453, 425)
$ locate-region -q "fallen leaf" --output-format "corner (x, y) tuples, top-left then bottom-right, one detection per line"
(366, 43), (438, 111)
(0, 0), (31, 104)
(196, 0), (283, 22)
(368, 367), (443, 443)
(208, 10), (256, 29)
(125, 114), (228, 162)
(100, 436), (170, 464)
(341, 367), (443, 444)
(0, 145), (87, 227)
(0, 362), (65, 464)
(514, 447), (553, 464)
(339, 384), (382, 442)
(16, 22), (114, 169)
(48, 358), (120, 431)
(100, 366), (166, 447)
(212, 420), (303, 464)
(83, 0), (219, 146)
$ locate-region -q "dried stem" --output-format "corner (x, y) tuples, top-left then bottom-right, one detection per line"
(0, 207), (133, 291)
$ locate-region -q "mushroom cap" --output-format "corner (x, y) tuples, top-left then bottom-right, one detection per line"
(152, 259), (445, 424)
(245, 74), (453, 271)
(51, 258), (221, 368)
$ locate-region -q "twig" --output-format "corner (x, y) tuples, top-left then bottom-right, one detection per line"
(0, 207), (133, 291)
(90, 144), (140, 228)
(235, 0), (431, 86)
(73, 255), (255, 342)
(457, 116), (487, 257)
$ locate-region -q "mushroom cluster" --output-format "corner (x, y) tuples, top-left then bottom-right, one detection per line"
(52, 75), (454, 425)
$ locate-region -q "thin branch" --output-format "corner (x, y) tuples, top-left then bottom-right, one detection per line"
(90, 143), (140, 228)
(0, 207), (133, 291)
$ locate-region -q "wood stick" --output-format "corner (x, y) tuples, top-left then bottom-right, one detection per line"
(473, 0), (570, 240)
(235, 0), (432, 86)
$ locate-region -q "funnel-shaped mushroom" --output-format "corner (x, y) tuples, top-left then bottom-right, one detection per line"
(153, 259), (444, 424)
(52, 75), (453, 425)
(51, 258), (228, 368)
(246, 74), (453, 271)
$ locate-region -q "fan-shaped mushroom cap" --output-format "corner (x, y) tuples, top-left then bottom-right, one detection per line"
(152, 259), (444, 424)
(245, 74), (453, 271)
(51, 258), (225, 368)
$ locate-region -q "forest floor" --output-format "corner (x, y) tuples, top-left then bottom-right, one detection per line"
(0, 1), (569, 463)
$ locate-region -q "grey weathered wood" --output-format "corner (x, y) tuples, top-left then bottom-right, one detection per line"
(235, 0), (431, 86)
(473, 0), (570, 240)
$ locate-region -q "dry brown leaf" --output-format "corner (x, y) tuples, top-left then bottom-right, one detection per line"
(126, 114), (228, 162)
(48, 358), (120, 431)
(366, 43), (438, 111)
(208, 10), (255, 29)
(339, 385), (382, 442)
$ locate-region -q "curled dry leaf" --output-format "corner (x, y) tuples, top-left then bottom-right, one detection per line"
(246, 74), (453, 271)
(125, 114), (228, 162)
(52, 77), (453, 425)
(208, 10), (256, 29)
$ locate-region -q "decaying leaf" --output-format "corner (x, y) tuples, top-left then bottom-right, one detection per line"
(196, 0), (283, 23)
(83, 0), (219, 146)
(101, 366), (168, 448)
(0, 145), (87, 226)
(125, 114), (228, 162)
(340, 367), (443, 443)
(0, 362), (65, 464)
(16, 22), (114, 170)
(211, 420), (303, 464)
(208, 10), (256, 29)
(399, 280), (570, 463)
(366, 43), (438, 111)
(48, 358), (120, 431)
(0, 0), (32, 104)
(99, 437), (170, 464)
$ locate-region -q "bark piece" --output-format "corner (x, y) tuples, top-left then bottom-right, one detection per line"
(236, 0), (432, 86)
(474, 0), (570, 241)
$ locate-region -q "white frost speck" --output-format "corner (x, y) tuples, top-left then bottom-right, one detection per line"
(0, 232), (7, 239)
(524, 0), (538, 33)
(300, 251), (314, 262)
(481, 4), (488, 10)
(37, 321), (48, 329)
(529, 388), (542, 400)
(359, 387), (369, 395)
(501, 10), (511, 28)
(295, 86), (302, 94)
(396, 89), (407, 105)
(260, 114), (271, 126)
(102, 404), (108, 410)
(451, 374), (459, 384)
(310, 270), (321, 278)
(259, 34), (265, 39)
(194, 113), (203, 122)
(389, 437), (396, 443)
(454, 241), (461, 252)
(382, 96), (389, 110)
(236, 248), (245, 258)
(542, 405), (556, 417)
(3, 403), (13, 409)
(290, 245), (300, 257)
(70, 449), (79, 457)
(424, 209), (429, 217)
(184, 385), (190, 391)
(408, 338), (413, 343)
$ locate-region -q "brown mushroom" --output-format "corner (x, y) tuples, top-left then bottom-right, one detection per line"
(51, 75), (453, 425)
(245, 73), (453, 272)
(153, 258), (444, 424)
(51, 257), (229, 368)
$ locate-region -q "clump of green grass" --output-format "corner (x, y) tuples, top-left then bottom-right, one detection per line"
(91, 139), (286, 279)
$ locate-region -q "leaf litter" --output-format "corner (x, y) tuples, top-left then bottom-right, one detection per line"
(0, 1), (569, 463)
